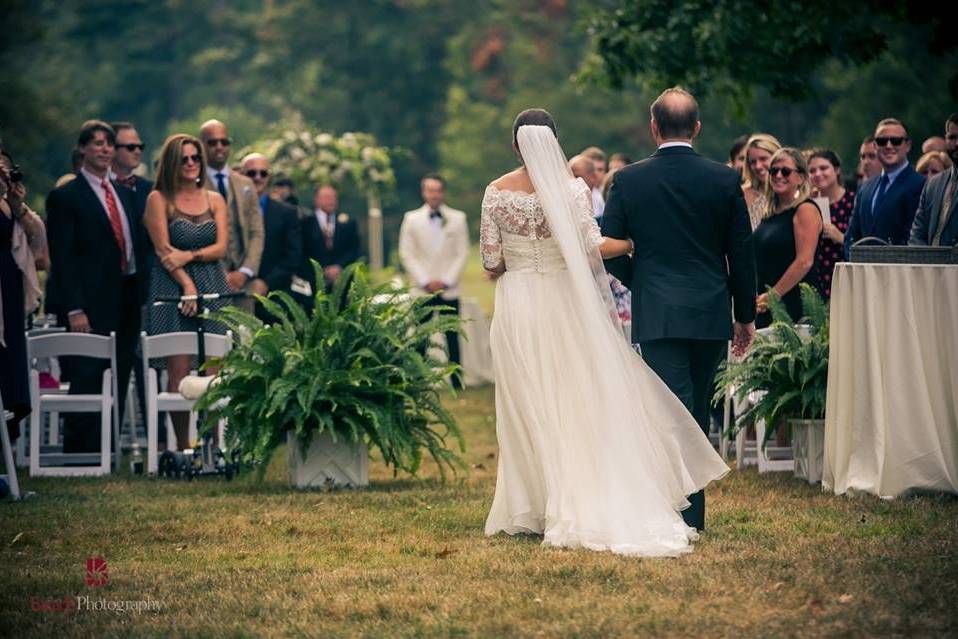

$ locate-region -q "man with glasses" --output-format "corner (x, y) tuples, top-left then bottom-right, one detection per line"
(910, 113), (958, 247)
(239, 153), (302, 320)
(844, 118), (926, 258)
(199, 119), (263, 309)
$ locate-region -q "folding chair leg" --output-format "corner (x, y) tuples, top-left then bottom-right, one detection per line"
(1, 403), (21, 500)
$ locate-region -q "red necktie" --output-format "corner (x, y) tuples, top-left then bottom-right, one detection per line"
(101, 179), (128, 271)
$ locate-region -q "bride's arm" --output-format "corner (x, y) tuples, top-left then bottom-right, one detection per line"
(599, 237), (632, 258)
(480, 188), (506, 274)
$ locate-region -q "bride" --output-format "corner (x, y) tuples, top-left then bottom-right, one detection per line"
(480, 109), (729, 557)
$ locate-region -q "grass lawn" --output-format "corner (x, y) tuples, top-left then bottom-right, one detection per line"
(1, 385), (956, 637)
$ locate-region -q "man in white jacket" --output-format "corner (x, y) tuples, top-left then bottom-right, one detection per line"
(398, 173), (470, 389)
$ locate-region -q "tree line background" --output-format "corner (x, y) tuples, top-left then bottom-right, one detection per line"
(2, 0), (955, 260)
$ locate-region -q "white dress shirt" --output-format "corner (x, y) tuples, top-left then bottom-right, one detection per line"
(79, 166), (136, 275)
(871, 161), (910, 212)
(314, 209), (336, 237)
(208, 165), (231, 196)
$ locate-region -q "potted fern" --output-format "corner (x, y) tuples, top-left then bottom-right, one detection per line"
(714, 283), (829, 483)
(194, 262), (465, 488)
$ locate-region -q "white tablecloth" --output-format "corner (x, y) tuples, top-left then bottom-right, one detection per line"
(823, 263), (958, 497)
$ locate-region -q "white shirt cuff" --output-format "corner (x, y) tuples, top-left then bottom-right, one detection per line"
(239, 267), (255, 279)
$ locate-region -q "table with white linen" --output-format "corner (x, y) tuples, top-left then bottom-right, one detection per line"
(824, 263), (958, 497)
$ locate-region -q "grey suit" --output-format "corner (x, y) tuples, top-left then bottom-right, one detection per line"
(909, 167), (958, 247)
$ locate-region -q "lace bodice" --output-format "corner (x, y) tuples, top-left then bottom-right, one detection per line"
(480, 178), (601, 273)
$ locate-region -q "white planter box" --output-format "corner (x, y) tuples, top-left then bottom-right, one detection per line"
(287, 431), (368, 489)
(791, 418), (825, 484)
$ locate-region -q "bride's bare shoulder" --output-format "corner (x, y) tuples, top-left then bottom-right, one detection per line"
(489, 168), (534, 194)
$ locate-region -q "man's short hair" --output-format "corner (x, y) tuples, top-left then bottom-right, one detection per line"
(875, 117), (908, 135)
(650, 87), (699, 139)
(110, 121), (135, 135)
(861, 136), (875, 145)
(77, 119), (116, 147)
(421, 172), (445, 186)
(272, 174), (295, 188)
(947, 113), (958, 128)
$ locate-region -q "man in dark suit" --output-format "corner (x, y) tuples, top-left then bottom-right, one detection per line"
(844, 118), (926, 258)
(240, 153), (303, 320)
(110, 121), (153, 433)
(909, 113), (958, 247)
(46, 120), (147, 453)
(601, 87), (756, 531)
(301, 184), (360, 299)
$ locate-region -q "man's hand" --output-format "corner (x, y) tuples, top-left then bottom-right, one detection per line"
(68, 312), (91, 333)
(425, 280), (446, 293)
(249, 278), (269, 297)
(323, 265), (343, 284)
(225, 270), (249, 291)
(732, 321), (756, 358)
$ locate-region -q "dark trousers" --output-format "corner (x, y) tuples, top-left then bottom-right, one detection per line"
(639, 337), (726, 531)
(424, 296), (461, 389)
(60, 277), (140, 453)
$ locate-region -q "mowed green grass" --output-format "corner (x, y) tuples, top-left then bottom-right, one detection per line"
(1, 385), (956, 638)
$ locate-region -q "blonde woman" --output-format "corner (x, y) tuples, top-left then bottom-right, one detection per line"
(741, 133), (782, 229)
(916, 150), (952, 178)
(144, 134), (230, 450)
(752, 147), (822, 328)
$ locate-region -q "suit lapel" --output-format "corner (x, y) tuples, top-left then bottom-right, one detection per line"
(75, 174), (115, 239)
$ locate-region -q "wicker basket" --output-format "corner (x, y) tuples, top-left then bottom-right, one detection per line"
(849, 238), (958, 265)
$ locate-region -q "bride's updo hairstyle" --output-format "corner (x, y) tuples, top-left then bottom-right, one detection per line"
(513, 108), (557, 163)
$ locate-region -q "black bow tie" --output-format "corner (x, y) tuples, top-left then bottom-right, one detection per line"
(430, 209), (443, 220)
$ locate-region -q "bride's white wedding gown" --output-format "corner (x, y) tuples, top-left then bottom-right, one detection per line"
(480, 177), (729, 557)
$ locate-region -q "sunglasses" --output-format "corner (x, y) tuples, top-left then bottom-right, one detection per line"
(245, 169), (269, 179)
(768, 166), (801, 178)
(205, 138), (231, 147)
(181, 154), (201, 165)
(875, 136), (908, 147)
(117, 143), (144, 152)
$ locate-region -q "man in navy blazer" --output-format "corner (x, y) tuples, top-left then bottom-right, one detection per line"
(844, 118), (925, 258)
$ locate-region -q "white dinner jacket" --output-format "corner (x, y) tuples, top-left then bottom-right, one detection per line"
(398, 203), (469, 301)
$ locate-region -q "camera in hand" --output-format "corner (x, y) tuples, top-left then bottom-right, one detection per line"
(9, 165), (23, 183)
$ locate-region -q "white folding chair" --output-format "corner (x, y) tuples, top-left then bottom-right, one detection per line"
(1, 392), (21, 500)
(28, 332), (119, 477)
(141, 331), (232, 474)
(15, 326), (68, 467)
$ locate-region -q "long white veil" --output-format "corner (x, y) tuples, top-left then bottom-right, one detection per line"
(516, 125), (621, 334)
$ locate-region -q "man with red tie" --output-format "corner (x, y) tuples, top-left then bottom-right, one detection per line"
(46, 120), (147, 454)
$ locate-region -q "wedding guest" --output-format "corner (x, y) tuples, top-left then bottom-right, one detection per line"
(46, 120), (146, 453)
(916, 151), (952, 178)
(844, 118), (925, 258)
(581, 146), (608, 216)
(909, 113), (958, 247)
(858, 136), (881, 181)
(608, 152), (632, 172)
(301, 184), (360, 296)
(569, 154), (598, 209)
(143, 134), (230, 450)
(55, 148), (85, 188)
(807, 149), (854, 299)
(270, 174), (299, 207)
(398, 173), (469, 389)
(240, 153), (302, 321)
(753, 148), (822, 327)
(921, 136), (947, 154)
(200, 119), (264, 310)
(728, 134), (749, 172)
(0, 146), (47, 443)
(742, 133), (782, 230)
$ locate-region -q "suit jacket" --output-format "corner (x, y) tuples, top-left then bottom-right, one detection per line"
(398, 204), (469, 301)
(206, 171), (264, 275)
(844, 164), (925, 258)
(909, 168), (958, 247)
(116, 175), (155, 275)
(259, 197), (302, 293)
(45, 174), (147, 329)
(300, 210), (361, 289)
(601, 146), (756, 342)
